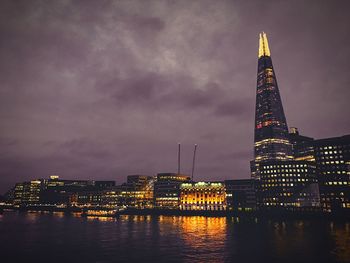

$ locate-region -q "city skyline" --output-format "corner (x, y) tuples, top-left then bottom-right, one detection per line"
(1, 0), (350, 194)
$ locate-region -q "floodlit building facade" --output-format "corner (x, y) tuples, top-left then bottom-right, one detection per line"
(179, 182), (226, 211)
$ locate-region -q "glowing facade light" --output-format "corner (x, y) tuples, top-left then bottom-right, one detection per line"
(258, 32), (271, 58)
(251, 32), (293, 180)
(179, 182), (226, 211)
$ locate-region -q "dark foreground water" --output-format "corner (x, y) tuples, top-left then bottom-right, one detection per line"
(0, 212), (349, 263)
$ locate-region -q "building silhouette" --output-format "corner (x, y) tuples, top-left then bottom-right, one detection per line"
(225, 179), (256, 212)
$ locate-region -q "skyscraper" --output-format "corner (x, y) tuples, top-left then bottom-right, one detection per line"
(251, 33), (320, 209)
(254, 32), (293, 163)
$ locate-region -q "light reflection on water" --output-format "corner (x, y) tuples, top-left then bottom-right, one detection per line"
(0, 211), (349, 263)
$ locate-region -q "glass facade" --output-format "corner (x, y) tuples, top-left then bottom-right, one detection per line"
(253, 33), (293, 171)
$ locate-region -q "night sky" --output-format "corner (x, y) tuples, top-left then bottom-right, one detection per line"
(1, 0), (349, 194)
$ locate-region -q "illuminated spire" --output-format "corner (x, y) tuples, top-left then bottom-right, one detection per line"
(258, 32), (271, 58)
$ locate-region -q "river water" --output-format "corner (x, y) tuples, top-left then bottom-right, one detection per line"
(0, 211), (349, 262)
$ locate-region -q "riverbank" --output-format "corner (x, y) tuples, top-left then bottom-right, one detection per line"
(1, 204), (349, 220)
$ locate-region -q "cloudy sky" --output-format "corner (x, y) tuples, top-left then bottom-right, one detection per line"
(1, 0), (349, 193)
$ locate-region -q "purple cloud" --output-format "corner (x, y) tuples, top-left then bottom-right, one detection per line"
(0, 0), (349, 193)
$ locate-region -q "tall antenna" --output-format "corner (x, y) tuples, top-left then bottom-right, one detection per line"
(191, 144), (198, 181)
(177, 143), (181, 174)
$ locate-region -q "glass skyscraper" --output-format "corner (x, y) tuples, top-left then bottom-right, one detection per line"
(254, 32), (293, 163)
(251, 33), (320, 209)
(251, 33), (293, 180)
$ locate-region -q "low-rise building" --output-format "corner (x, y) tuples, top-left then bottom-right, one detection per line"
(225, 179), (256, 212)
(180, 182), (226, 211)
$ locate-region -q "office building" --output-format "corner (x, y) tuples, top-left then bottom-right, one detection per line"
(118, 175), (154, 208)
(258, 161), (320, 208)
(313, 135), (350, 212)
(154, 173), (190, 209)
(13, 180), (42, 206)
(288, 127), (315, 162)
(250, 33), (321, 210)
(225, 179), (256, 211)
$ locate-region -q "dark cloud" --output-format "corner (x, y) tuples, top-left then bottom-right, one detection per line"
(0, 0), (350, 193)
(98, 71), (227, 111)
(214, 99), (253, 118)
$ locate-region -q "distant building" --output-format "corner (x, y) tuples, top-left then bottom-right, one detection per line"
(179, 182), (226, 211)
(258, 161), (320, 208)
(313, 135), (350, 212)
(225, 179), (256, 211)
(154, 173), (190, 209)
(76, 191), (104, 207)
(118, 175), (154, 208)
(40, 176), (96, 205)
(101, 188), (121, 208)
(94, 181), (116, 189)
(9, 175), (117, 207)
(13, 180), (42, 206)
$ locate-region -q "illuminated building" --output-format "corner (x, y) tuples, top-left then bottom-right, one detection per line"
(77, 191), (104, 207)
(154, 173), (190, 209)
(225, 179), (256, 211)
(101, 188), (121, 208)
(250, 33), (322, 210)
(288, 127), (315, 162)
(34, 176), (115, 207)
(13, 180), (42, 205)
(313, 135), (350, 212)
(251, 32), (293, 179)
(118, 175), (154, 208)
(258, 161), (320, 208)
(179, 182), (226, 211)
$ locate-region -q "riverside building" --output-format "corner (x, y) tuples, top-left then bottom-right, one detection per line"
(313, 135), (350, 212)
(179, 182), (226, 211)
(154, 173), (190, 209)
(225, 179), (256, 211)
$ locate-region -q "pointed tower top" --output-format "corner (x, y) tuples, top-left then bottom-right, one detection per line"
(258, 32), (271, 58)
